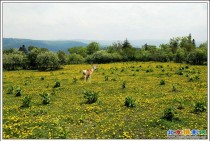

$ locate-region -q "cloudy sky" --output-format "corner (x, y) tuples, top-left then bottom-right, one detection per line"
(2, 2), (208, 42)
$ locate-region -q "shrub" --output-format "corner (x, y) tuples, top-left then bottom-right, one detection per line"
(160, 80), (165, 85)
(36, 51), (60, 71)
(83, 91), (98, 104)
(72, 77), (78, 84)
(7, 85), (14, 94)
(21, 96), (32, 108)
(194, 102), (206, 114)
(146, 68), (153, 73)
(40, 77), (45, 80)
(124, 96), (136, 108)
(172, 85), (177, 92)
(162, 107), (174, 121)
(105, 75), (109, 81)
(40, 93), (51, 105)
(175, 70), (183, 75)
(54, 81), (60, 88)
(122, 81), (126, 89)
(15, 87), (22, 96)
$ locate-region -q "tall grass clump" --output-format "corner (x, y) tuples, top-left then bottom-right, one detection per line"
(83, 90), (98, 104)
(124, 96), (136, 108)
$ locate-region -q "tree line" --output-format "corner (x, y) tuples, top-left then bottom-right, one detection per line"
(3, 34), (207, 71)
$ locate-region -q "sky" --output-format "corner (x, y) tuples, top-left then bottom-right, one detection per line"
(2, 2), (208, 42)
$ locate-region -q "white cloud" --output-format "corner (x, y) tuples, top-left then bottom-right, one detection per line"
(2, 2), (208, 42)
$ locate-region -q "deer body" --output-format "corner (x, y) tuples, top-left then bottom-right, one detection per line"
(83, 65), (97, 81)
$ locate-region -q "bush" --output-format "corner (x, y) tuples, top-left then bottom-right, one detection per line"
(160, 80), (165, 85)
(15, 87), (22, 96)
(40, 93), (51, 105)
(122, 81), (126, 89)
(124, 96), (136, 108)
(36, 51), (60, 71)
(162, 107), (174, 121)
(193, 102), (206, 114)
(54, 81), (60, 88)
(7, 85), (14, 94)
(105, 75), (109, 81)
(68, 53), (85, 64)
(72, 77), (78, 84)
(21, 96), (32, 108)
(175, 70), (183, 75)
(83, 91), (98, 104)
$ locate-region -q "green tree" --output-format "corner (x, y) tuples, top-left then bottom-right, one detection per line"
(175, 48), (186, 63)
(122, 38), (132, 49)
(68, 53), (85, 64)
(3, 51), (25, 70)
(36, 51), (60, 71)
(68, 46), (87, 57)
(87, 42), (100, 55)
(57, 50), (68, 65)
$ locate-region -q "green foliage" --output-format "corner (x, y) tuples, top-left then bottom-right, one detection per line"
(146, 68), (153, 73)
(83, 90), (98, 104)
(68, 46), (87, 58)
(87, 42), (100, 55)
(160, 80), (165, 85)
(15, 87), (22, 97)
(21, 96), (32, 108)
(175, 70), (183, 75)
(105, 75), (109, 81)
(193, 102), (206, 114)
(188, 75), (200, 82)
(36, 51), (60, 71)
(72, 77), (78, 84)
(57, 50), (68, 65)
(172, 85), (177, 92)
(68, 53), (85, 64)
(162, 107), (175, 121)
(40, 77), (45, 80)
(7, 85), (14, 94)
(54, 81), (60, 88)
(3, 51), (25, 70)
(40, 93), (51, 105)
(124, 96), (136, 108)
(122, 81), (126, 89)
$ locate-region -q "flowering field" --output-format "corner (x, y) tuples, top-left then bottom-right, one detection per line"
(2, 62), (208, 139)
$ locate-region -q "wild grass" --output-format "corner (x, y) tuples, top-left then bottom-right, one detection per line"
(2, 62), (207, 139)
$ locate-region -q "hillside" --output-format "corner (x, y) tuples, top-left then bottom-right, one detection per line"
(3, 38), (88, 52)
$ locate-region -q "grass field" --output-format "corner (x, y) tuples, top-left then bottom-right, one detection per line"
(2, 62), (208, 139)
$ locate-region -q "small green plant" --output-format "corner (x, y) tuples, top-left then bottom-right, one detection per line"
(54, 81), (60, 88)
(160, 80), (165, 85)
(40, 93), (51, 105)
(172, 85), (177, 92)
(72, 77), (78, 84)
(146, 68), (153, 73)
(193, 102), (206, 114)
(124, 96), (136, 108)
(175, 70), (183, 75)
(15, 87), (22, 96)
(177, 101), (184, 110)
(122, 81), (126, 89)
(189, 75), (200, 82)
(83, 90), (98, 104)
(21, 96), (32, 108)
(40, 77), (45, 80)
(7, 85), (14, 94)
(162, 107), (174, 121)
(105, 75), (109, 81)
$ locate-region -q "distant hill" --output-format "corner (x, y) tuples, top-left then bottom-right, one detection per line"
(3, 38), (204, 52)
(3, 38), (88, 52)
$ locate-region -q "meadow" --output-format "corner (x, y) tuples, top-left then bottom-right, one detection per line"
(2, 62), (208, 139)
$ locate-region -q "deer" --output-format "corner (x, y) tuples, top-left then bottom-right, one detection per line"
(82, 65), (97, 81)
